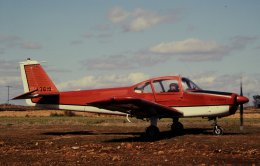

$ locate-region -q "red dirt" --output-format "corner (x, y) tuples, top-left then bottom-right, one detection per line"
(0, 116), (259, 165)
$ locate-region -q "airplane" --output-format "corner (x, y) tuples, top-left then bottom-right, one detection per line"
(13, 58), (249, 138)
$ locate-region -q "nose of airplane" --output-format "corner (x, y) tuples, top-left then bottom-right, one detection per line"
(237, 95), (249, 104)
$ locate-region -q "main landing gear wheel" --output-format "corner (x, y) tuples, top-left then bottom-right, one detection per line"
(213, 126), (223, 135)
(171, 118), (184, 135)
(145, 117), (160, 139)
(171, 122), (183, 133)
(145, 125), (160, 138)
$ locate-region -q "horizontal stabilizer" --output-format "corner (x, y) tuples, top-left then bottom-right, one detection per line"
(12, 89), (59, 100)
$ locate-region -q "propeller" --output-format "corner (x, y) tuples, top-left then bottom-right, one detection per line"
(239, 80), (244, 130)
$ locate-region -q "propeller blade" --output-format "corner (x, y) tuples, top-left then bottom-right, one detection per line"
(240, 103), (243, 130)
(240, 80), (243, 96)
(239, 80), (244, 130)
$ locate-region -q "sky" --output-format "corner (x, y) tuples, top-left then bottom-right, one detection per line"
(0, 0), (260, 105)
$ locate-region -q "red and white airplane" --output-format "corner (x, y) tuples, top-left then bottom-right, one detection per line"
(13, 58), (249, 137)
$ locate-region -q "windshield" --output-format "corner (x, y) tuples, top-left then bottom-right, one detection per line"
(182, 78), (201, 91)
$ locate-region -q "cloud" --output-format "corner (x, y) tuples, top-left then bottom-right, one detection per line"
(80, 35), (258, 71)
(229, 36), (258, 50)
(57, 72), (149, 90)
(108, 7), (129, 23)
(149, 38), (230, 62)
(149, 36), (257, 62)
(21, 42), (42, 49)
(0, 34), (21, 43)
(0, 48), (5, 54)
(125, 8), (166, 32)
(108, 7), (178, 32)
(255, 45), (260, 50)
(81, 51), (167, 70)
(0, 76), (20, 87)
(190, 72), (260, 99)
(0, 76), (23, 104)
(184, 71), (260, 106)
(0, 34), (21, 49)
(45, 66), (72, 73)
(0, 34), (43, 53)
(94, 24), (113, 32)
(0, 59), (23, 103)
(150, 38), (226, 54)
(70, 40), (84, 46)
(82, 32), (94, 39)
(81, 54), (133, 70)
(0, 59), (20, 76)
(81, 32), (113, 43)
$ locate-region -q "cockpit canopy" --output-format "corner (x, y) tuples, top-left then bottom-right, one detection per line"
(134, 76), (201, 94)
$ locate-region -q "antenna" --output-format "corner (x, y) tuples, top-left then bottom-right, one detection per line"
(5, 85), (12, 104)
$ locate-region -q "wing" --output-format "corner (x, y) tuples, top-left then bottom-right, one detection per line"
(87, 97), (183, 119)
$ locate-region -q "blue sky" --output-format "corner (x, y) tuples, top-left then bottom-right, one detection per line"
(0, 0), (260, 105)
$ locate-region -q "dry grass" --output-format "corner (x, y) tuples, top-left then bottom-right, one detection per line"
(0, 104), (259, 119)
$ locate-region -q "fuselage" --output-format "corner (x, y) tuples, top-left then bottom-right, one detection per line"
(30, 76), (248, 118)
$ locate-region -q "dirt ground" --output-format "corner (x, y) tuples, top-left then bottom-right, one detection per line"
(0, 110), (259, 165)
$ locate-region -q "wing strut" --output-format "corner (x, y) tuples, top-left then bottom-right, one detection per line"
(126, 114), (132, 123)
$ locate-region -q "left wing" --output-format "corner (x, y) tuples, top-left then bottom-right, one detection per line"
(87, 97), (183, 119)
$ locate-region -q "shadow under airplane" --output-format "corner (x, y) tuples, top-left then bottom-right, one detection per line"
(42, 128), (244, 142)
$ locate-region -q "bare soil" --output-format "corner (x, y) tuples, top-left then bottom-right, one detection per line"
(0, 109), (259, 165)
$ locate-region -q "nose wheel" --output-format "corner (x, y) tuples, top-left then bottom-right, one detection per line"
(213, 125), (223, 135)
(212, 118), (223, 135)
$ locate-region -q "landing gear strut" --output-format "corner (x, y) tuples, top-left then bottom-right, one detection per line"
(171, 118), (184, 135)
(212, 118), (223, 135)
(145, 117), (159, 138)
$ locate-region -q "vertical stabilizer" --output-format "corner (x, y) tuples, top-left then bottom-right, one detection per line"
(19, 58), (59, 105)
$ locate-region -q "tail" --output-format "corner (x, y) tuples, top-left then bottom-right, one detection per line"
(13, 58), (59, 105)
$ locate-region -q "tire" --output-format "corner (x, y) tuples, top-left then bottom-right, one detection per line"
(213, 126), (223, 135)
(171, 122), (184, 135)
(145, 125), (160, 138)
